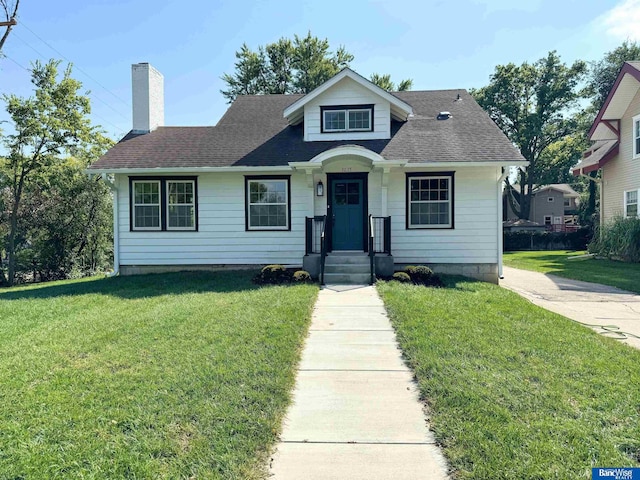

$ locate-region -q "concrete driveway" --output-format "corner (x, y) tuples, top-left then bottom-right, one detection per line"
(500, 266), (640, 350)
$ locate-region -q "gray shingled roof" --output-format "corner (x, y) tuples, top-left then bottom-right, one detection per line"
(90, 90), (524, 170)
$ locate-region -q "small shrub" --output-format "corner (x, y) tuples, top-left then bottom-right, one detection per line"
(407, 265), (433, 284)
(253, 264), (291, 285)
(292, 270), (312, 283)
(392, 272), (411, 283)
(403, 265), (443, 287)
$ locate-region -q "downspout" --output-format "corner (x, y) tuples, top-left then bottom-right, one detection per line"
(102, 173), (120, 276)
(497, 167), (509, 280)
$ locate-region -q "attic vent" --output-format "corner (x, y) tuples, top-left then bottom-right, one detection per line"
(437, 111), (452, 120)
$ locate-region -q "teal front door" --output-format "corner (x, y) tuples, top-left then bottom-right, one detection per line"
(330, 178), (364, 250)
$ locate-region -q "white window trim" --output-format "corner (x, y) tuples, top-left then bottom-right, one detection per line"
(408, 175), (453, 229)
(633, 114), (640, 159)
(247, 179), (290, 231)
(166, 180), (196, 231)
(547, 197), (554, 202)
(132, 180), (162, 231)
(624, 189), (639, 218)
(323, 108), (372, 133)
(544, 215), (552, 225)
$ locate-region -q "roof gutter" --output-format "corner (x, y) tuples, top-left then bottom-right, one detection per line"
(86, 166), (295, 175)
(87, 160), (529, 175)
(404, 160), (529, 168)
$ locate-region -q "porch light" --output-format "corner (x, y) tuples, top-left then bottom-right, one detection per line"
(316, 180), (324, 196)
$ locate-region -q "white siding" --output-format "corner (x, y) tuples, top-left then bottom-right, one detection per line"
(116, 165), (500, 268)
(304, 77), (391, 141)
(602, 88), (640, 224)
(117, 172), (309, 266)
(388, 167), (499, 264)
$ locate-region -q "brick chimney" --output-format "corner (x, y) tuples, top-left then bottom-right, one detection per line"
(131, 63), (164, 134)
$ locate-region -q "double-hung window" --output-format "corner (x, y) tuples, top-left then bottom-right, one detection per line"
(634, 114), (640, 158)
(245, 176), (290, 230)
(167, 181), (196, 230)
(321, 105), (373, 133)
(625, 190), (638, 217)
(132, 180), (161, 230)
(131, 177), (197, 231)
(406, 172), (454, 229)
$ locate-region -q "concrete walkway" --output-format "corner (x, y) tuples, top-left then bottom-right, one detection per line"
(269, 285), (449, 479)
(501, 266), (640, 350)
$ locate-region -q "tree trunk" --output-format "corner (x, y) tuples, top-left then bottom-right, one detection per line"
(7, 205), (18, 286)
(505, 183), (521, 218)
(519, 172), (534, 220)
(7, 170), (26, 286)
(0, 254), (7, 285)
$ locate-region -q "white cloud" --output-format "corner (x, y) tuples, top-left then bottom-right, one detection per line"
(602, 0), (640, 41)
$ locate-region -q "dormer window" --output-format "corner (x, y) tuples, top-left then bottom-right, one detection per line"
(321, 105), (373, 133)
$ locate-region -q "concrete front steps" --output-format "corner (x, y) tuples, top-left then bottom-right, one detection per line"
(323, 252), (371, 285)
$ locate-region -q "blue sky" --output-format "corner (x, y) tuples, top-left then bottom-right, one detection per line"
(1, 0), (639, 140)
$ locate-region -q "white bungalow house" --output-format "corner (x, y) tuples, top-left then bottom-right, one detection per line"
(573, 61), (640, 225)
(89, 63), (527, 283)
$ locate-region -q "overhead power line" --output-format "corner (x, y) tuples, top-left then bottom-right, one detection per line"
(18, 19), (132, 110)
(3, 52), (29, 71)
(6, 20), (129, 136)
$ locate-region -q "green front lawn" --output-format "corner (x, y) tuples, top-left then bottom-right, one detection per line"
(503, 250), (640, 294)
(378, 278), (640, 479)
(0, 272), (318, 479)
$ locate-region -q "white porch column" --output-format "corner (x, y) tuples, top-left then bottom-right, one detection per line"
(381, 167), (391, 217)
(305, 170), (315, 217)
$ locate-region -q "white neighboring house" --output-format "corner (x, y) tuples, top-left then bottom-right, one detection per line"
(89, 64), (527, 283)
(573, 61), (640, 224)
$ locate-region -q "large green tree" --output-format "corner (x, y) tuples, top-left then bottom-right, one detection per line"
(0, 59), (109, 285)
(19, 157), (113, 281)
(472, 51), (587, 220)
(369, 73), (413, 92)
(221, 33), (412, 102)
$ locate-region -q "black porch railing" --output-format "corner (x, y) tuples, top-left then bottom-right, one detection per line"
(305, 216), (326, 254)
(368, 215), (375, 284)
(370, 216), (391, 254)
(305, 215), (328, 284)
(307, 215), (390, 255)
(307, 215), (389, 285)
